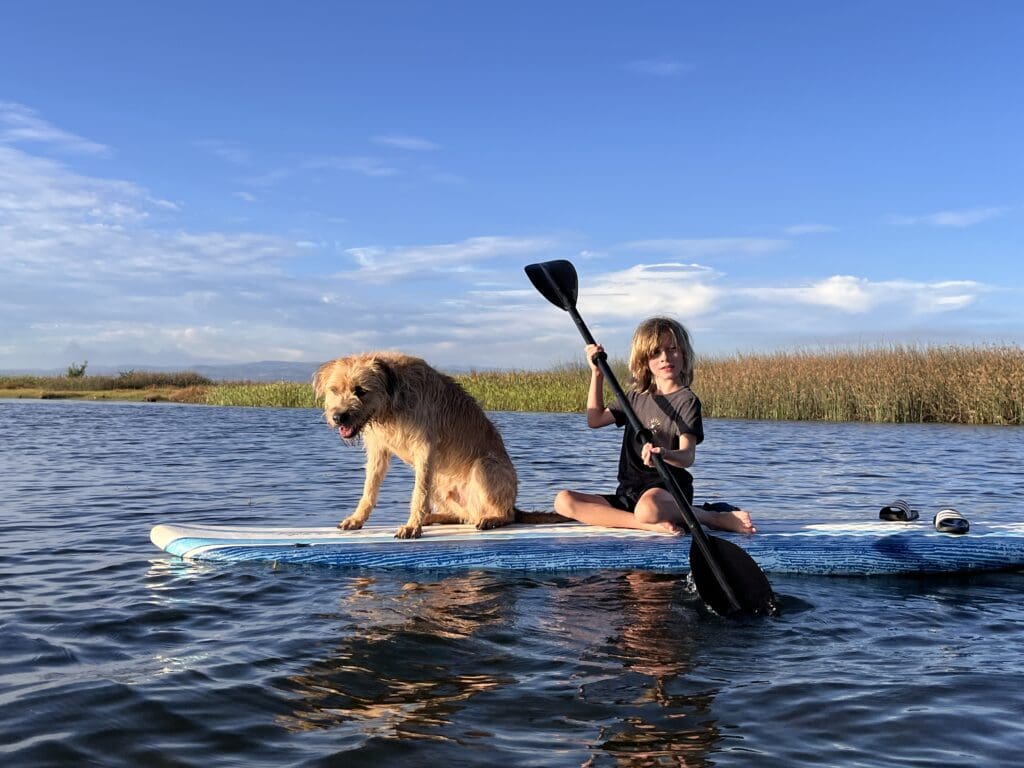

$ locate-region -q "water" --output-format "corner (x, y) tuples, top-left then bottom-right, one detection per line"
(2, 399), (1023, 767)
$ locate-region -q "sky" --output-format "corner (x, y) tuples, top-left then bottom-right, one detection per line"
(1, 1), (1022, 373)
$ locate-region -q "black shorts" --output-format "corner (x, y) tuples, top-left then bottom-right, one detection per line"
(602, 476), (694, 513)
(598, 473), (696, 514)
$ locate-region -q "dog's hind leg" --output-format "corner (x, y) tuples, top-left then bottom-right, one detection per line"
(468, 457), (517, 531)
(340, 445), (391, 530)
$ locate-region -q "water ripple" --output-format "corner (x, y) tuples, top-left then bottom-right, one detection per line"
(2, 400), (1023, 766)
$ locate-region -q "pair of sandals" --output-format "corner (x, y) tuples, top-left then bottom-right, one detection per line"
(879, 499), (970, 534)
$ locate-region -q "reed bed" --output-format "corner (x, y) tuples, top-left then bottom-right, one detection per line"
(0, 370), (211, 392)
(455, 363), (617, 413)
(206, 382), (315, 409)
(696, 345), (1023, 425)
(3, 345), (1021, 424)
(459, 344), (1023, 425)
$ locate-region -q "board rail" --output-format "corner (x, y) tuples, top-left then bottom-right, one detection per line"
(150, 518), (1024, 576)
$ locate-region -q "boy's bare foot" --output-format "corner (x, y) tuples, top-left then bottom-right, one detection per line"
(642, 520), (686, 536)
(698, 508), (756, 534)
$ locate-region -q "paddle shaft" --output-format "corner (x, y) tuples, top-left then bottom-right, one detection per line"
(565, 306), (743, 614)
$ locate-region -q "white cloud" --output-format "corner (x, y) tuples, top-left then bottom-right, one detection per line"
(891, 206), (1008, 228)
(0, 101), (109, 155)
(743, 276), (988, 315)
(0, 105), (1014, 372)
(581, 263), (721, 319)
(372, 134), (439, 151)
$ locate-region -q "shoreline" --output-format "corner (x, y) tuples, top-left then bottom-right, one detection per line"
(3, 344), (1021, 425)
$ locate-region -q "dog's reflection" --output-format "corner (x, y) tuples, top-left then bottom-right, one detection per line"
(275, 570), (722, 766)
(276, 571), (514, 737)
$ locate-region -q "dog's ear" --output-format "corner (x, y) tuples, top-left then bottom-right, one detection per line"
(312, 360), (334, 400)
(374, 359), (397, 397)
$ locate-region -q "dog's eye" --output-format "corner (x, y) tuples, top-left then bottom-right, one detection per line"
(353, 386), (367, 398)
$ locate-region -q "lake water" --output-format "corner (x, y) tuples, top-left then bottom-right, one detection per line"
(2, 399), (1023, 767)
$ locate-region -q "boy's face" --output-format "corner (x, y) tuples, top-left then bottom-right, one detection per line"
(647, 333), (684, 382)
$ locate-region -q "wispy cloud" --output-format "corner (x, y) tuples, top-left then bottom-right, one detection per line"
(372, 134), (439, 151)
(621, 238), (788, 257)
(238, 154), (401, 189)
(891, 206), (1008, 228)
(307, 155), (400, 177)
(0, 144), (300, 282)
(0, 101), (109, 155)
(343, 236), (558, 281)
(784, 223), (838, 235)
(624, 59), (694, 77)
(195, 138), (251, 165)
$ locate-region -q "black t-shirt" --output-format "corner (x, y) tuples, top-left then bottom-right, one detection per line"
(608, 387), (704, 499)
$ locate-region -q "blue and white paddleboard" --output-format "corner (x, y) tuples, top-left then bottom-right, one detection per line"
(150, 517), (1024, 576)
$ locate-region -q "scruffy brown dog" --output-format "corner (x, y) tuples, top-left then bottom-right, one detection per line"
(314, 352), (527, 539)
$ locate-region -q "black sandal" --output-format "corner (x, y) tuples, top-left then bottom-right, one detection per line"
(879, 499), (919, 522)
(934, 508), (970, 534)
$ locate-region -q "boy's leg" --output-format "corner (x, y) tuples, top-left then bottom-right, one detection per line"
(635, 488), (756, 535)
(554, 490), (681, 534)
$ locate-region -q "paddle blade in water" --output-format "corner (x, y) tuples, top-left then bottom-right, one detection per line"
(524, 260), (578, 311)
(690, 536), (778, 617)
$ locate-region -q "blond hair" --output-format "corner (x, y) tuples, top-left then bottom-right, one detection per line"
(628, 317), (695, 393)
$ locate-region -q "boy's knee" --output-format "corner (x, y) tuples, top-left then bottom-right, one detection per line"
(633, 498), (658, 524)
(554, 490), (573, 514)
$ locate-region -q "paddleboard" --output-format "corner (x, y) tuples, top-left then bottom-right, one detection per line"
(150, 517), (1024, 576)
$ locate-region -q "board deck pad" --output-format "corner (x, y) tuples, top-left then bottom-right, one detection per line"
(151, 517), (1024, 576)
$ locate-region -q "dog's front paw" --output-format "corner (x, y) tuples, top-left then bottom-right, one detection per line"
(395, 524), (422, 539)
(338, 516), (365, 531)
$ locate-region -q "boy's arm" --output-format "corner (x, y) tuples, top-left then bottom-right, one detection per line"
(585, 344), (616, 428)
(643, 433), (696, 468)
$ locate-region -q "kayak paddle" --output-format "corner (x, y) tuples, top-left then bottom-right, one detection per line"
(524, 259), (777, 617)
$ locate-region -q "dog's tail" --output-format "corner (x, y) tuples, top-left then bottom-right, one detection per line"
(514, 508), (571, 524)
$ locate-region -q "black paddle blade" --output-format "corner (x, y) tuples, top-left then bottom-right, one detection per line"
(524, 260), (578, 311)
(690, 535), (777, 617)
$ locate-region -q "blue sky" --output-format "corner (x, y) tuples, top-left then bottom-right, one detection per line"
(1, 1), (1021, 372)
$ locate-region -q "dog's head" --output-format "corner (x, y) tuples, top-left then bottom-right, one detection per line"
(313, 354), (397, 441)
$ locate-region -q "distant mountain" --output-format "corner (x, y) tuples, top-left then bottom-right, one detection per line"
(187, 361), (320, 382)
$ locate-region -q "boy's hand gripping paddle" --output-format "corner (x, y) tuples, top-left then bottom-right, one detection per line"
(525, 259), (776, 617)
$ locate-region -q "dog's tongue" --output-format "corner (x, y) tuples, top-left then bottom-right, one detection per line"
(338, 426), (354, 440)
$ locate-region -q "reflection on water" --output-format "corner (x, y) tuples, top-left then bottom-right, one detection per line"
(2, 400), (1024, 767)
(277, 573), (517, 739)
(269, 567), (725, 766)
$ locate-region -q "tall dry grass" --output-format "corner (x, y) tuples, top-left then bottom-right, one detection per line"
(0, 370), (211, 393)
(5, 345), (1020, 424)
(695, 345), (1023, 425)
(455, 364), (604, 413)
(206, 382), (315, 408)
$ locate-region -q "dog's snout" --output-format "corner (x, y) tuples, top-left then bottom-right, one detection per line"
(331, 411), (349, 426)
